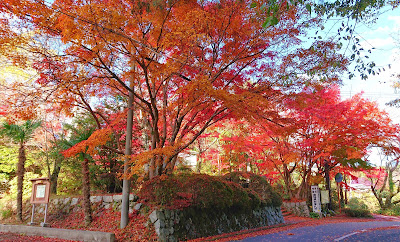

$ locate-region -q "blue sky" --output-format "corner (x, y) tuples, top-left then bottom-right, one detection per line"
(339, 8), (400, 124)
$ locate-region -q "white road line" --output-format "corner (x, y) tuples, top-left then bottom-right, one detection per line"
(333, 232), (360, 241)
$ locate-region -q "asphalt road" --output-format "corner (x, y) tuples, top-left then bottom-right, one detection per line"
(240, 221), (400, 242)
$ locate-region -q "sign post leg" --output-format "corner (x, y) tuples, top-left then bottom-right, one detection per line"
(40, 203), (49, 227)
(28, 204), (36, 225)
(337, 182), (341, 213)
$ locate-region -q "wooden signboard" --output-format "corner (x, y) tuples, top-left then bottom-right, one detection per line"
(320, 190), (330, 204)
(311, 185), (321, 213)
(29, 178), (51, 226)
(30, 178), (50, 204)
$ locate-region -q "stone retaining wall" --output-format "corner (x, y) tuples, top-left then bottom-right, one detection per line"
(281, 201), (310, 217)
(26, 194), (139, 220)
(27, 195), (284, 242)
(147, 206), (284, 242)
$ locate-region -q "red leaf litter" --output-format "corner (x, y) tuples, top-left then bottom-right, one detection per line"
(50, 208), (158, 241)
(1, 208), (157, 242)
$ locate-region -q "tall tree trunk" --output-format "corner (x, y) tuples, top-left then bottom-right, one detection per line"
(50, 159), (62, 194)
(282, 166), (294, 199)
(344, 175), (348, 204)
(16, 144), (26, 221)
(339, 183), (344, 207)
(82, 158), (92, 226)
(121, 85), (134, 228)
(324, 161), (332, 210)
(387, 169), (394, 208)
(196, 140), (203, 173)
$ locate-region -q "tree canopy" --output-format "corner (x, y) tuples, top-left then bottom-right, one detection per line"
(0, 0), (350, 179)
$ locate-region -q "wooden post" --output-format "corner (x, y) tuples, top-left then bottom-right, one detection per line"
(28, 204), (36, 225)
(337, 182), (341, 213)
(324, 161), (332, 210)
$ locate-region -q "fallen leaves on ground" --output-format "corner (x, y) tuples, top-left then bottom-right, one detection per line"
(50, 208), (158, 241)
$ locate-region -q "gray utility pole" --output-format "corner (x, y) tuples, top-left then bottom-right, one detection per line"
(120, 85), (134, 228)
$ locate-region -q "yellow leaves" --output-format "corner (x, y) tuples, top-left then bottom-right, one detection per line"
(345, 148), (363, 160)
(308, 173), (324, 185)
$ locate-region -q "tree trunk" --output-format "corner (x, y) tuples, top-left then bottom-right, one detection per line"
(296, 175), (309, 200)
(196, 140), (203, 173)
(344, 175), (348, 204)
(121, 85), (134, 228)
(82, 158), (92, 226)
(339, 183), (344, 207)
(196, 154), (202, 173)
(282, 166), (294, 199)
(16, 144), (26, 221)
(324, 161), (332, 210)
(50, 159), (62, 194)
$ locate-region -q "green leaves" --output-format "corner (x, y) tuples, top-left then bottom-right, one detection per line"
(0, 120), (42, 144)
(306, 3), (312, 14)
(262, 16), (279, 28)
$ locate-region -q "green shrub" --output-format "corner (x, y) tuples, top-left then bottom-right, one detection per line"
(138, 173), (261, 210)
(388, 205), (400, 215)
(223, 172), (282, 207)
(346, 197), (369, 210)
(375, 204), (400, 216)
(309, 212), (320, 219)
(0, 209), (13, 219)
(342, 208), (372, 218)
(343, 197), (372, 218)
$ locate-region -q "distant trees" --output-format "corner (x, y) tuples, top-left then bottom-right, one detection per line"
(203, 85), (399, 201)
(364, 138), (400, 209)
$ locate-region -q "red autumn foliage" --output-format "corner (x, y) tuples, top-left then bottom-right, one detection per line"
(1, 0), (350, 179)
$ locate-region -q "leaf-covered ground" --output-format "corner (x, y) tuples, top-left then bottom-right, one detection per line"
(49, 208), (158, 241)
(1, 208), (157, 242)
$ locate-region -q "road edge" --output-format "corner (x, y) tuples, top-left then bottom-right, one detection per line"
(0, 224), (115, 242)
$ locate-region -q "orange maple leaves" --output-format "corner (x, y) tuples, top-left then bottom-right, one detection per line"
(63, 128), (112, 157)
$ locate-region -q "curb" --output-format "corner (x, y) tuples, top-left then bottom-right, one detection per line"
(0, 224), (115, 242)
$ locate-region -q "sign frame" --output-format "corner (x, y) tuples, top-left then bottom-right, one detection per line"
(29, 177), (51, 227)
(30, 178), (51, 204)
